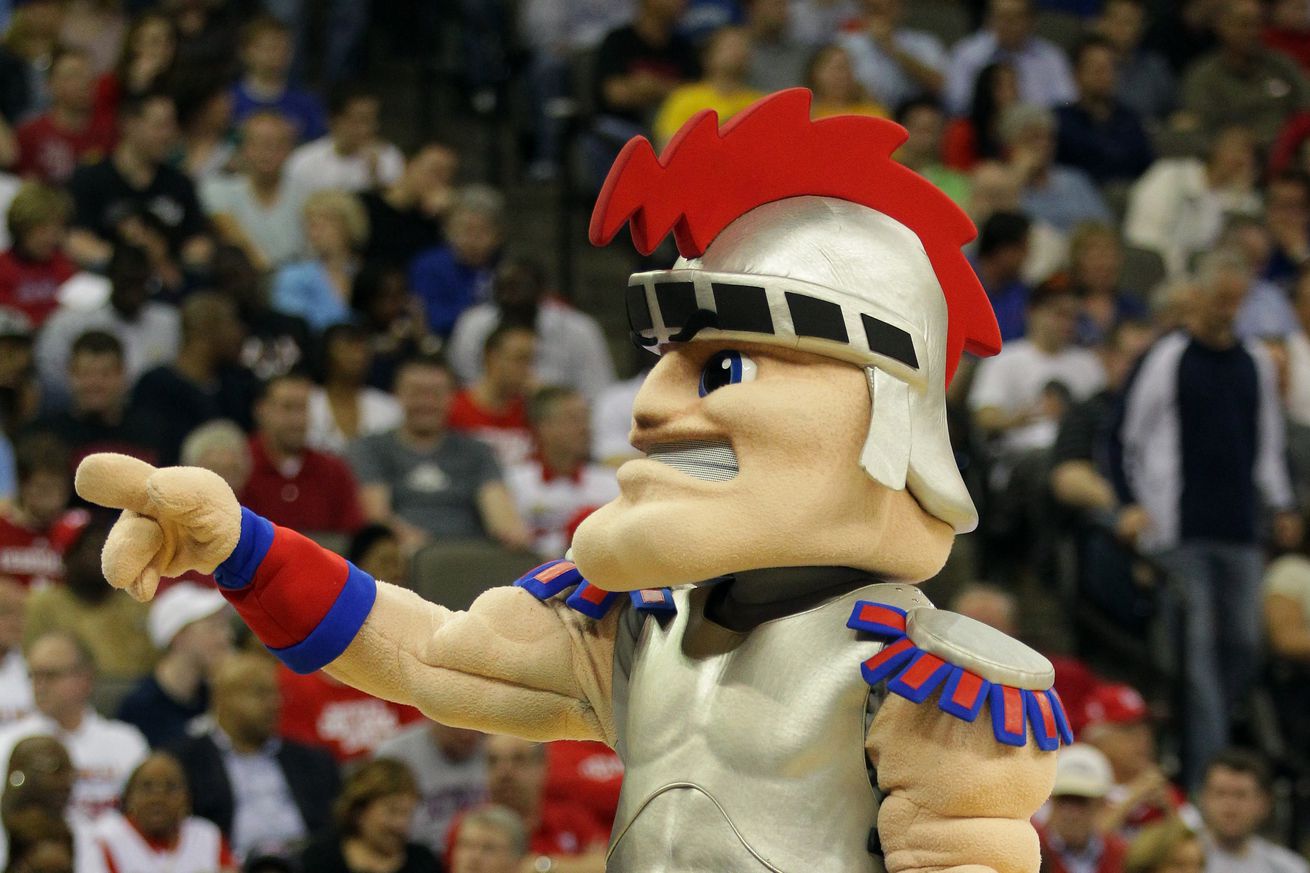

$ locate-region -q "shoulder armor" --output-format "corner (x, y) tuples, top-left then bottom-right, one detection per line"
(848, 600), (1073, 751)
(513, 559), (676, 619)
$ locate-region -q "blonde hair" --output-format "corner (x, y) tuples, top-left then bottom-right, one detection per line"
(304, 189), (369, 249)
(179, 420), (249, 468)
(1124, 820), (1202, 873)
(7, 183), (72, 243)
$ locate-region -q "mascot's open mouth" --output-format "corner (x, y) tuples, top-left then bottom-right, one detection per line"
(645, 439), (739, 481)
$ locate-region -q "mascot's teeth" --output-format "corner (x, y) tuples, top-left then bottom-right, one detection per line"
(646, 440), (739, 482)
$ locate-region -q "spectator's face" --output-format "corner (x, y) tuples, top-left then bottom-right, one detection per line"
(1076, 45), (1118, 100)
(484, 329), (536, 397)
(1201, 766), (1268, 844)
(405, 145), (459, 197)
(257, 378), (311, 455)
(967, 162), (1021, 221)
(644, 0), (688, 26)
(305, 209), (352, 258)
(809, 47), (858, 105)
(327, 331), (371, 382)
(18, 470), (67, 530)
(332, 97), (380, 153)
(450, 821), (521, 873)
(358, 536), (405, 585)
(1272, 0), (1310, 30)
(242, 29), (292, 79)
(241, 115), (295, 178)
(1266, 179), (1309, 229)
(8, 737), (74, 813)
(1048, 795), (1099, 849)
(0, 577), (25, 653)
(171, 611), (234, 671)
(749, 0), (789, 34)
(208, 304), (247, 365)
(990, 0), (1033, 49)
(126, 99), (179, 165)
(1194, 269), (1251, 336)
(1098, 0), (1144, 51)
(27, 637), (93, 722)
(213, 657), (281, 744)
(1011, 122), (1055, 168)
(356, 792), (418, 855)
(705, 29), (752, 80)
(448, 210), (502, 268)
(1088, 720), (1154, 780)
(1218, 0), (1263, 54)
(68, 351), (125, 417)
(123, 755), (189, 839)
(48, 54), (93, 112)
(536, 394), (592, 462)
(1209, 129), (1256, 183)
(1158, 838), (1205, 873)
(900, 105), (945, 158)
(361, 270), (411, 327)
(485, 736), (545, 812)
(491, 263), (542, 311)
(109, 261), (153, 319)
(396, 365), (455, 436)
(131, 16), (175, 67)
(1073, 233), (1123, 290)
(194, 443), (253, 494)
(431, 722), (483, 761)
(1029, 295), (1079, 347)
(21, 221), (65, 262)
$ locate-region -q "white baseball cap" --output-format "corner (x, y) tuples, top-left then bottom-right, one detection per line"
(1051, 743), (1114, 799)
(148, 584), (229, 650)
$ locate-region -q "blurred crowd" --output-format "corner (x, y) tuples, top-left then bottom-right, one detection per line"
(0, 0), (1306, 871)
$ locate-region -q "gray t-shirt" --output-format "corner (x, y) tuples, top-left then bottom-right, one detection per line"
(347, 430), (502, 538)
(374, 725), (487, 858)
(1203, 834), (1310, 873)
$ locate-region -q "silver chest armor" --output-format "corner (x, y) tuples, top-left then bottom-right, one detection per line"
(606, 581), (932, 873)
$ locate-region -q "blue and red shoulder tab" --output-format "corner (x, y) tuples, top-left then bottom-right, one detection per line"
(849, 600), (1073, 751)
(513, 560), (675, 619)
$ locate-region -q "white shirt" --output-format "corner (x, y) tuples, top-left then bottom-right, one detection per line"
(35, 301), (181, 401)
(944, 32), (1076, 114)
(0, 709), (148, 820)
(838, 27), (947, 109)
(0, 649), (33, 725)
(1202, 832), (1310, 873)
(505, 460), (620, 558)
(306, 386), (403, 455)
(212, 731), (306, 860)
(95, 811), (226, 873)
(284, 137), (403, 196)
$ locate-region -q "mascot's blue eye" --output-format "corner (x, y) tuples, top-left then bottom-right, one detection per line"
(698, 350), (757, 397)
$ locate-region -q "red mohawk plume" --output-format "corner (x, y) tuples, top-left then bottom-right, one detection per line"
(588, 88), (1001, 384)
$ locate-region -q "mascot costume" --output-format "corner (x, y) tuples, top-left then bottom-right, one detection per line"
(77, 90), (1070, 872)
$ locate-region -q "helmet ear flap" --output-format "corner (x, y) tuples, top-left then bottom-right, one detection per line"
(859, 367), (911, 492)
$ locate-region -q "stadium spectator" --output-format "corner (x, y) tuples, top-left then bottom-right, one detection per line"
(1055, 36), (1154, 186)
(1179, 0), (1310, 150)
(0, 183), (77, 329)
(66, 91), (211, 272)
(804, 44), (884, 119)
(893, 98), (970, 207)
(970, 210), (1032, 342)
(211, 245), (311, 383)
(1115, 248), (1301, 788)
(35, 245), (179, 401)
(448, 322), (537, 471)
(306, 322), (402, 455)
(944, 0), (1076, 115)
(999, 104), (1111, 234)
(241, 371), (364, 536)
(1064, 224), (1147, 346)
(1124, 126), (1262, 277)
(0, 303), (38, 430)
(0, 631), (148, 821)
(3, 807), (78, 873)
(270, 189), (367, 333)
(93, 13), (175, 125)
(0, 433), (86, 589)
(837, 0), (945, 110)
(350, 262), (436, 392)
(117, 583), (233, 750)
(56, 1), (124, 78)
(170, 652), (339, 861)
(348, 355), (531, 553)
(1261, 171), (1310, 287)
(1265, 0), (1310, 76)
(1124, 820), (1205, 873)
(654, 26), (761, 147)
(300, 759), (440, 873)
(1037, 743), (1129, 873)
(943, 61), (1019, 171)
(1222, 216), (1300, 342)
(507, 387), (619, 558)
(743, 0), (806, 93)
(447, 258), (616, 402)
(201, 112), (306, 272)
(544, 742), (623, 833)
(373, 722), (487, 862)
(175, 76), (234, 183)
(284, 85), (403, 197)
(0, 577), (31, 725)
(22, 522), (154, 682)
(130, 292), (256, 465)
(1261, 546), (1310, 792)
(446, 805), (525, 873)
(230, 16), (325, 143)
(15, 47), (114, 187)
(94, 752), (237, 873)
(178, 420), (252, 498)
(360, 143), (457, 268)
(1197, 749), (1308, 872)
(28, 330), (161, 469)
(409, 185), (504, 338)
(1093, 0), (1175, 122)
(0, 735), (104, 873)
(347, 524), (407, 588)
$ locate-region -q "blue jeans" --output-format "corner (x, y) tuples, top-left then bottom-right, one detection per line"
(1158, 540), (1264, 790)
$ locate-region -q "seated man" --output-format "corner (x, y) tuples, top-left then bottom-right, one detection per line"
(1197, 749), (1308, 872)
(347, 354), (532, 554)
(0, 434), (88, 589)
(1036, 744), (1128, 873)
(447, 321), (537, 471)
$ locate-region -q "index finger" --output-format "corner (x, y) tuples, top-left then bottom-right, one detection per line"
(74, 453), (159, 515)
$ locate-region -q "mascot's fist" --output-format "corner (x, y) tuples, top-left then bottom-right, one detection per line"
(74, 453), (242, 602)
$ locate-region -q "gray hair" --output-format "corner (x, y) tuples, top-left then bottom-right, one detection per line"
(458, 804), (528, 857)
(180, 420), (249, 467)
(999, 103), (1055, 146)
(1194, 247), (1252, 293)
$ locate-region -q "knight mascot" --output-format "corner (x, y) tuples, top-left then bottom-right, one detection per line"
(76, 90), (1069, 872)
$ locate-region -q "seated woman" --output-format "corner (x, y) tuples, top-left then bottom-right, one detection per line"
(299, 759), (440, 873)
(94, 752), (236, 873)
(805, 44), (885, 120)
(306, 322), (402, 455)
(271, 190), (368, 333)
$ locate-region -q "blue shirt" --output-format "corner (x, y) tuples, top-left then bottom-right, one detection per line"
(231, 81), (327, 142)
(970, 257), (1030, 342)
(1021, 165), (1112, 233)
(271, 261), (353, 332)
(409, 245), (497, 337)
(1055, 101), (1154, 184)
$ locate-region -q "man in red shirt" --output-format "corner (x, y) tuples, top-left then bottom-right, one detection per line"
(0, 434), (88, 588)
(0, 182), (78, 327)
(447, 321), (537, 470)
(16, 47), (117, 185)
(240, 371), (365, 536)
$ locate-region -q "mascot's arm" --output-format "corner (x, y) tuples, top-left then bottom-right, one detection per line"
(75, 453), (618, 745)
(867, 695), (1054, 873)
